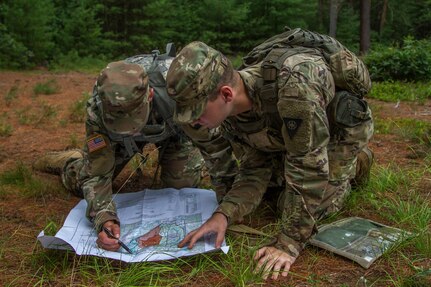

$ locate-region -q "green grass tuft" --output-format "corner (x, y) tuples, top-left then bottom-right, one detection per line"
(369, 81), (431, 103)
(4, 84), (19, 106)
(0, 162), (63, 200)
(69, 92), (90, 123)
(16, 102), (57, 126)
(33, 79), (61, 95)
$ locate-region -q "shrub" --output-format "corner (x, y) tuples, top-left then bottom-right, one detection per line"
(365, 37), (431, 82)
(50, 50), (107, 73)
(0, 24), (33, 69)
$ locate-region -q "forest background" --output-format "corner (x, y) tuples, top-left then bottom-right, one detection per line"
(1, 0), (431, 72)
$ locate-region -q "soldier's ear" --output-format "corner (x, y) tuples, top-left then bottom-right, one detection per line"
(220, 86), (233, 103)
(148, 88), (155, 102)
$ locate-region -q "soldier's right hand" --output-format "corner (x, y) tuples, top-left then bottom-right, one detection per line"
(96, 220), (121, 251)
(178, 212), (228, 249)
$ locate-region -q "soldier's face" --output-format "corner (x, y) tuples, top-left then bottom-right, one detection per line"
(192, 94), (231, 129)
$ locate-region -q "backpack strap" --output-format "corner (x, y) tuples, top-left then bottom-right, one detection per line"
(145, 46), (180, 142)
(258, 47), (297, 113)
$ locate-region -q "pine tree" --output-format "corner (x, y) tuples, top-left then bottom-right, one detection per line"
(3, 0), (55, 65)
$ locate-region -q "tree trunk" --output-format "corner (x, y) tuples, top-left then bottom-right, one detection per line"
(329, 0), (342, 37)
(318, 0), (324, 31)
(360, 0), (371, 55)
(379, 0), (388, 36)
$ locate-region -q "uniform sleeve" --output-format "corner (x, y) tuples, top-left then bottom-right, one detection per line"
(215, 143), (273, 224)
(275, 54), (335, 256)
(180, 124), (238, 200)
(81, 98), (119, 232)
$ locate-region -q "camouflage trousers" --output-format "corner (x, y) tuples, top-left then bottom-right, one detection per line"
(274, 107), (374, 256)
(61, 138), (204, 198)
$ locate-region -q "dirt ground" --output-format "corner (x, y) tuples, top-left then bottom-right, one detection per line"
(0, 70), (430, 286)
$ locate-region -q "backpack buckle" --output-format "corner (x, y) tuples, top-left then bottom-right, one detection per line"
(262, 65), (277, 82)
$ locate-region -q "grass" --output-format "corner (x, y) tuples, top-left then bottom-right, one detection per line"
(344, 163), (431, 286)
(4, 84), (19, 106)
(67, 132), (81, 149)
(374, 117), (431, 147)
(20, 235), (267, 287)
(33, 79), (60, 95)
(369, 81), (431, 103)
(69, 92), (91, 123)
(3, 159), (429, 286)
(0, 112), (13, 137)
(0, 162), (62, 200)
(16, 102), (57, 125)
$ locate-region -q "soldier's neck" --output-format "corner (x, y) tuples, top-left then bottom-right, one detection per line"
(231, 72), (252, 115)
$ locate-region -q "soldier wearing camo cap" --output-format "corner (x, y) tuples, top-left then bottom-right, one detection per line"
(33, 52), (238, 252)
(167, 31), (374, 280)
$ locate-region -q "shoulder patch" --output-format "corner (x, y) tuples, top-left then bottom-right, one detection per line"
(283, 118), (302, 139)
(87, 134), (107, 153)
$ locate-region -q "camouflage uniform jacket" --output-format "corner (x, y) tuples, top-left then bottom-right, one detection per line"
(82, 90), (180, 229)
(214, 50), (337, 257)
(83, 58), (238, 231)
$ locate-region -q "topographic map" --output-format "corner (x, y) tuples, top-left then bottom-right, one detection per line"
(38, 188), (229, 262)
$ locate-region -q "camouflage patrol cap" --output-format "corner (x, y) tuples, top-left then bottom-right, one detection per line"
(167, 41), (228, 123)
(97, 61), (150, 134)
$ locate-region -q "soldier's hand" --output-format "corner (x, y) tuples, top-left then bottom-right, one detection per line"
(178, 212), (227, 249)
(254, 246), (297, 280)
(96, 220), (121, 251)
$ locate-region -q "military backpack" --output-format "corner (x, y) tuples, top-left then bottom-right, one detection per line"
(241, 27), (371, 128)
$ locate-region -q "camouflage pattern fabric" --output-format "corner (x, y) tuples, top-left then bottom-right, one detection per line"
(97, 61), (151, 134)
(125, 54), (173, 79)
(167, 41), (229, 123)
(62, 55), (238, 232)
(62, 95), (205, 231)
(167, 42), (374, 257)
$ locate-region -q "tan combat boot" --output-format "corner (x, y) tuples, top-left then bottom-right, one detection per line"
(33, 150), (83, 175)
(352, 146), (374, 188)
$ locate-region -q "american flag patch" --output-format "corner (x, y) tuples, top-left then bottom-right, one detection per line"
(87, 134), (107, 153)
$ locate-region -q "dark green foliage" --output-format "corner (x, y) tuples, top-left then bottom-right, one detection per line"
(50, 50), (107, 73)
(0, 23), (32, 69)
(333, 5), (360, 52)
(2, 0), (55, 66)
(0, 0), (430, 71)
(53, 0), (105, 57)
(365, 38), (431, 82)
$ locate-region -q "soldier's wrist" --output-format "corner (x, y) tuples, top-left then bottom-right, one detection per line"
(94, 211), (120, 233)
(213, 211), (229, 225)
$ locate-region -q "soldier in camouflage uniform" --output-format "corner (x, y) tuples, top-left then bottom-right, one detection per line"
(166, 39), (374, 279)
(33, 54), (238, 252)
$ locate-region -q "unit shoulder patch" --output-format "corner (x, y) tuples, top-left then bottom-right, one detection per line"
(283, 118), (302, 139)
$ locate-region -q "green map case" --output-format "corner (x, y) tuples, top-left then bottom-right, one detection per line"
(309, 217), (411, 268)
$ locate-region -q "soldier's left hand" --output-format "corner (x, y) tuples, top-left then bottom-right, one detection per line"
(254, 246), (297, 280)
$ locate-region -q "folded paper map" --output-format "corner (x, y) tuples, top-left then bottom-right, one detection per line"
(38, 188), (229, 262)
